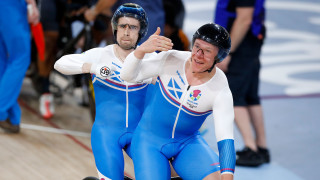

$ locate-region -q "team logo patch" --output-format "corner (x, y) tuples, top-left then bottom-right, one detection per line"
(100, 66), (111, 77)
(167, 78), (183, 99)
(190, 90), (201, 101)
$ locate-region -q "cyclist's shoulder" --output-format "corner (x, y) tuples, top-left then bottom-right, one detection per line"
(84, 45), (108, 52)
(101, 44), (114, 52)
(169, 49), (190, 58)
(160, 49), (191, 63)
(149, 49), (190, 60)
(83, 45), (113, 55)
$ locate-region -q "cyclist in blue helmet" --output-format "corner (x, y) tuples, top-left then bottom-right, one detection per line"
(84, 0), (165, 44)
(111, 3), (148, 48)
(55, 3), (158, 180)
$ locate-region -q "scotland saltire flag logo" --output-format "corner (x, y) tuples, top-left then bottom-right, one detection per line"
(109, 70), (123, 83)
(167, 78), (183, 99)
(190, 90), (201, 101)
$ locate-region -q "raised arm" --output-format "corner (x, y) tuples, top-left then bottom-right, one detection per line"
(120, 28), (173, 83)
(54, 48), (101, 75)
(213, 87), (236, 180)
(134, 27), (173, 59)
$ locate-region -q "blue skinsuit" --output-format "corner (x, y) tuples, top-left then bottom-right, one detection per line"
(0, 0), (30, 124)
(54, 45), (150, 180)
(121, 50), (236, 180)
(91, 73), (148, 179)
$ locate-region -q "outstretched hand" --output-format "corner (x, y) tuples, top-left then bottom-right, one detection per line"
(134, 27), (173, 59)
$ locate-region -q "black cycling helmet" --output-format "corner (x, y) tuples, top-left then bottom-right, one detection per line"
(192, 23), (231, 72)
(111, 3), (148, 47)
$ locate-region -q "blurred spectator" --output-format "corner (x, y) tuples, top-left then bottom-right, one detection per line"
(32, 0), (101, 119)
(163, 0), (190, 51)
(214, 0), (270, 167)
(0, 0), (39, 133)
(34, 0), (66, 119)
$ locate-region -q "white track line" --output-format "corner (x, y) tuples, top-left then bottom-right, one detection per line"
(21, 123), (91, 137)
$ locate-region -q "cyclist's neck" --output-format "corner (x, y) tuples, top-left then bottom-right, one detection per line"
(114, 44), (134, 62)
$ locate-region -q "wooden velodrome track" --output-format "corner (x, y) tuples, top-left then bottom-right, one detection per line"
(0, 78), (135, 180)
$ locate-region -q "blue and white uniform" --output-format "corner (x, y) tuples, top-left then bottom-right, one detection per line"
(54, 45), (150, 180)
(121, 50), (236, 180)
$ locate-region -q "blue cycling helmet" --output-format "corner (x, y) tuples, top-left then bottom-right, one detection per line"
(111, 3), (148, 46)
(192, 23), (231, 73)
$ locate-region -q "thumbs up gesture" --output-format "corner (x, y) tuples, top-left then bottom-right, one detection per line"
(135, 27), (174, 59)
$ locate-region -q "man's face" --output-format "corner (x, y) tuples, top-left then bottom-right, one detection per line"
(190, 39), (219, 73)
(116, 17), (140, 50)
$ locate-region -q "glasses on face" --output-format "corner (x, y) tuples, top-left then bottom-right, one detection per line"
(117, 24), (139, 32)
(192, 44), (215, 59)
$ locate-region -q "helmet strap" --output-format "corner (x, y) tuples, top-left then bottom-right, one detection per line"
(204, 60), (217, 73)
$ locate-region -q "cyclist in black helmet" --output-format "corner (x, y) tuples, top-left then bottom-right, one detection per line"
(120, 23), (235, 180)
(55, 3), (158, 180)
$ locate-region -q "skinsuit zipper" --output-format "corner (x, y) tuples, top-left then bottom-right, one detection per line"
(172, 85), (191, 138)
